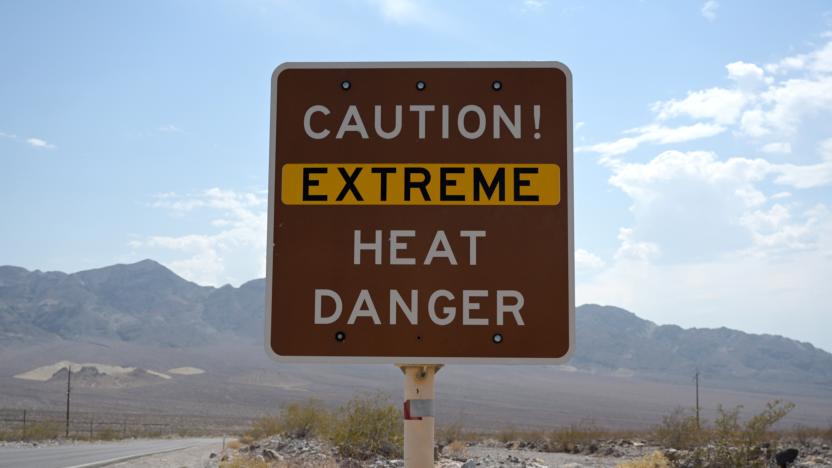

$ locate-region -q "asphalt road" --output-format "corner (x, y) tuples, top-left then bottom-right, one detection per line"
(0, 438), (222, 468)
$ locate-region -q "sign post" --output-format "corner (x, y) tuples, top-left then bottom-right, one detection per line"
(399, 365), (441, 466)
(267, 62), (573, 466)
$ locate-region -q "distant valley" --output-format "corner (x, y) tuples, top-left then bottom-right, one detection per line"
(1, 260), (830, 429)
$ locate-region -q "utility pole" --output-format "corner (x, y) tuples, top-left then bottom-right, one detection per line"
(694, 369), (700, 430)
(65, 365), (71, 438)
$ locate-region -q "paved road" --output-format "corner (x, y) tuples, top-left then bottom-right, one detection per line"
(0, 438), (222, 468)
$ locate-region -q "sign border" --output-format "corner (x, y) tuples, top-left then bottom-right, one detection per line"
(265, 61), (574, 364)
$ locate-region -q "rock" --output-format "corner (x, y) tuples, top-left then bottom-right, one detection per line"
(775, 448), (799, 468)
(461, 460), (477, 468)
(262, 448), (281, 460)
(208, 452), (216, 459)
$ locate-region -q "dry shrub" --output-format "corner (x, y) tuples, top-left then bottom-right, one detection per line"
(226, 439), (242, 450)
(437, 421), (465, 445)
(548, 421), (603, 452)
(654, 407), (704, 450)
(220, 457), (271, 468)
(617, 451), (671, 468)
(496, 426), (518, 443)
(328, 393), (402, 460)
(22, 421), (64, 441)
(446, 440), (468, 458)
(244, 415), (282, 440)
(697, 400), (795, 467)
(280, 399), (331, 439)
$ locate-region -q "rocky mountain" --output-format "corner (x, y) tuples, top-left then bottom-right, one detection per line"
(1, 260), (831, 385)
(572, 305), (832, 385)
(0, 260), (264, 346)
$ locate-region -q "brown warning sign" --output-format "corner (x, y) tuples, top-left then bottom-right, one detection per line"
(266, 62), (573, 363)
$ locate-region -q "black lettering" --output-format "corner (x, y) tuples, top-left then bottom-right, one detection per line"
(336, 167), (364, 201)
(439, 167), (465, 201)
(302, 167), (328, 201)
(371, 167), (396, 202)
(404, 167), (431, 201)
(473, 167), (505, 201)
(513, 167), (539, 202)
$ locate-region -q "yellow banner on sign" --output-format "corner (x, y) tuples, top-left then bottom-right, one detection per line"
(281, 163), (560, 205)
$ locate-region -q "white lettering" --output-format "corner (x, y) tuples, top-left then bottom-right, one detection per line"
(374, 105), (402, 139)
(314, 289), (342, 324)
(459, 230), (486, 265)
(424, 230), (458, 265)
(496, 290), (525, 325)
(428, 289), (455, 325)
(389, 230), (416, 265)
(462, 290), (489, 325)
(409, 105), (435, 139)
(457, 105), (486, 139)
(493, 105), (521, 139)
(390, 289), (418, 325)
(354, 230), (382, 265)
(336, 105), (369, 139)
(347, 289), (381, 324)
(304, 105), (331, 139)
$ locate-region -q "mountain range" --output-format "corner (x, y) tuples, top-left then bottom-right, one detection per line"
(2, 259), (831, 386)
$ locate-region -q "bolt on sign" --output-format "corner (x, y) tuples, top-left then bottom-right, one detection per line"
(266, 62), (573, 363)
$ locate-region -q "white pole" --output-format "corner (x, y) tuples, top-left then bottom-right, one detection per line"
(399, 365), (441, 468)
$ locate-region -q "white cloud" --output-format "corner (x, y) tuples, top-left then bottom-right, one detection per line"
(575, 249), (605, 269)
(577, 247), (832, 351)
(521, 0), (547, 12)
(583, 38), (832, 155)
(26, 137), (56, 149)
(578, 123), (725, 157)
(614, 228), (659, 262)
(653, 87), (748, 125)
(726, 61), (768, 88)
(602, 147), (832, 264)
(582, 148), (832, 348)
(132, 188), (267, 286)
(701, 0), (718, 21)
(739, 76), (832, 137)
(0, 131), (16, 139)
(367, 0), (430, 25)
(760, 142), (792, 154)
(773, 161), (832, 189)
(158, 124), (183, 133)
(579, 35), (832, 351)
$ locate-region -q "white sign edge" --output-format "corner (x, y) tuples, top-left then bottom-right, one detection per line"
(264, 61), (574, 365)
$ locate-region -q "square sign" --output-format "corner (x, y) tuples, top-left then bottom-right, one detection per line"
(266, 62), (573, 363)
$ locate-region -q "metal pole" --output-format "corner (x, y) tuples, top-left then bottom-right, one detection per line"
(398, 365), (441, 468)
(65, 365), (71, 438)
(694, 370), (700, 430)
(89, 417), (94, 439)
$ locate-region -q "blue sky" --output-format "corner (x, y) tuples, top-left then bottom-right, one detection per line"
(2, 0), (831, 350)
